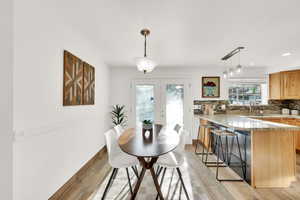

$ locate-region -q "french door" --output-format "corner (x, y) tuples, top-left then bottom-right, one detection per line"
(132, 79), (190, 131)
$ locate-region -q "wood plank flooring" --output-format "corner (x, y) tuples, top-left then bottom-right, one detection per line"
(53, 145), (300, 200)
(188, 145), (300, 200)
(49, 150), (111, 200)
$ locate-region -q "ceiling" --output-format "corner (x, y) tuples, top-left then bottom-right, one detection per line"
(56, 0), (300, 69)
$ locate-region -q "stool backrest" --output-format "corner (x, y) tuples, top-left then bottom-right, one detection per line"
(155, 124), (163, 133)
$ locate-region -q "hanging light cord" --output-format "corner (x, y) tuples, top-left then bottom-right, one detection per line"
(238, 49), (241, 65)
(144, 34), (147, 57)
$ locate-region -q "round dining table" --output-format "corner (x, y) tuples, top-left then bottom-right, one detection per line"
(118, 125), (180, 200)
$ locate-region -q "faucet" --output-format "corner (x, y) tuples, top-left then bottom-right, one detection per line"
(249, 101), (264, 116)
(249, 101), (255, 114)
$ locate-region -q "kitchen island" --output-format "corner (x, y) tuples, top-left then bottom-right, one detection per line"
(196, 114), (300, 188)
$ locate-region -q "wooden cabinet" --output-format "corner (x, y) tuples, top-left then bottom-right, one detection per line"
(257, 117), (300, 152)
(281, 70), (300, 99)
(287, 119), (300, 151)
(269, 72), (282, 99)
(269, 70), (300, 100)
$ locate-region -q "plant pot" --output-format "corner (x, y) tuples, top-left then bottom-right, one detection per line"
(142, 123), (153, 140)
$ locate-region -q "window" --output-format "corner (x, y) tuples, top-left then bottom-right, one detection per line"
(228, 83), (268, 105)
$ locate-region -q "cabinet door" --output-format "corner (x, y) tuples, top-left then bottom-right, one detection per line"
(269, 72), (282, 99)
(295, 120), (300, 151)
(282, 70), (300, 99)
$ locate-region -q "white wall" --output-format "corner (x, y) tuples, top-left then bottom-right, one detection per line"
(110, 66), (267, 141)
(13, 1), (110, 199)
(0, 0), (13, 199)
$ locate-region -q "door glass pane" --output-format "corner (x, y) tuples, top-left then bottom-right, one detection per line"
(136, 85), (155, 125)
(166, 84), (184, 127)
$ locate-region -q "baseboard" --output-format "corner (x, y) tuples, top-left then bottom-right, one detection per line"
(49, 146), (107, 200)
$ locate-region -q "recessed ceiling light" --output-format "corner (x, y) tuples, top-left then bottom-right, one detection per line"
(282, 52), (291, 57)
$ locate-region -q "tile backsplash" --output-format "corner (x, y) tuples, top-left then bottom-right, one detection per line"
(268, 100), (300, 111)
(193, 100), (281, 115)
(193, 100), (228, 114)
(194, 99), (300, 115)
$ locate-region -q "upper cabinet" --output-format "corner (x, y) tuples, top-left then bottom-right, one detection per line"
(269, 70), (300, 100)
(269, 72), (282, 99)
(282, 70), (300, 99)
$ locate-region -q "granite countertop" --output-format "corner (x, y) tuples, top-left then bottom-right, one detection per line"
(195, 114), (300, 131)
(246, 114), (300, 119)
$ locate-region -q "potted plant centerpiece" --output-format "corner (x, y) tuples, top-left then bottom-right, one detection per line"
(142, 120), (153, 138)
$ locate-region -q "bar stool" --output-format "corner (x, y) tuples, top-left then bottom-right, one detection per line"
(195, 123), (214, 156)
(202, 127), (226, 167)
(195, 123), (225, 167)
(212, 129), (246, 182)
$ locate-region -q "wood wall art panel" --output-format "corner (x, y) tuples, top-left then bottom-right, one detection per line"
(83, 62), (95, 105)
(63, 50), (95, 106)
(63, 50), (84, 106)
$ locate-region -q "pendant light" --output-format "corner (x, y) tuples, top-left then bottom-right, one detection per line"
(223, 71), (228, 79)
(135, 29), (157, 73)
(236, 64), (242, 73)
(222, 60), (228, 79)
(229, 68), (234, 77)
(222, 46), (245, 79)
(235, 49), (242, 73)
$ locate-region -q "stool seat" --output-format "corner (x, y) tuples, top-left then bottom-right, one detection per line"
(201, 124), (215, 129)
(211, 130), (236, 136)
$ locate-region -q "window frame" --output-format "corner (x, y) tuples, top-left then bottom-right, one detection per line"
(228, 82), (268, 106)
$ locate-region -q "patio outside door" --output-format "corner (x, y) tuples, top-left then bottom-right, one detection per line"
(133, 79), (190, 131)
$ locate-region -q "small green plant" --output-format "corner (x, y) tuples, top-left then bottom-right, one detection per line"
(111, 105), (127, 126)
(142, 120), (152, 125)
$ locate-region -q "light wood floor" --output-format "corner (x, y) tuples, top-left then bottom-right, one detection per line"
(57, 145), (300, 200)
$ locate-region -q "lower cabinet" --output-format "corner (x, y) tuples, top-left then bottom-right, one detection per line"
(256, 117), (300, 152)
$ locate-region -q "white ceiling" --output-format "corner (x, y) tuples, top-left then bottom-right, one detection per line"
(56, 0), (300, 69)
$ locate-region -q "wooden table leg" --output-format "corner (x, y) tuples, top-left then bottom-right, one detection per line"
(150, 167), (164, 200)
(130, 157), (164, 200)
(131, 167), (146, 200)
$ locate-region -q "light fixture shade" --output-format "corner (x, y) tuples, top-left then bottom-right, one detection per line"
(135, 57), (157, 73)
(229, 68), (234, 76)
(235, 64), (242, 73)
(223, 71), (228, 79)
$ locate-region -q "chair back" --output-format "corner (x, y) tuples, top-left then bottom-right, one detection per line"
(155, 124), (163, 133)
(174, 124), (182, 133)
(176, 129), (188, 153)
(104, 129), (122, 166)
(114, 124), (125, 138)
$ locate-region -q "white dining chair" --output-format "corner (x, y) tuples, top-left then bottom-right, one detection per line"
(155, 128), (190, 200)
(113, 124), (125, 138)
(102, 129), (139, 200)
